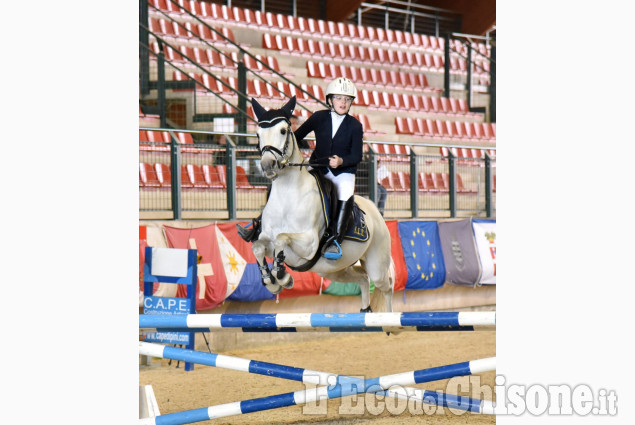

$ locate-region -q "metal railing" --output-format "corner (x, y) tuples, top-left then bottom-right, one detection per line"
(139, 129), (496, 220)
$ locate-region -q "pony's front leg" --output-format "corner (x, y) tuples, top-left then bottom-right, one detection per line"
(271, 249), (293, 289)
(270, 231), (318, 290)
(252, 237), (283, 295)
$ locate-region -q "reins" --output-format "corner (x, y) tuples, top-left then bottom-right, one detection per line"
(258, 118), (329, 169)
(287, 158), (329, 168)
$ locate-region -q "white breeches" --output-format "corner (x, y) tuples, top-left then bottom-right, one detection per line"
(324, 170), (355, 200)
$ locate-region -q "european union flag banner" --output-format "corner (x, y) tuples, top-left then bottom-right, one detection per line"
(397, 221), (446, 290)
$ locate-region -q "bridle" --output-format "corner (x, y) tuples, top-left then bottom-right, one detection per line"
(257, 118), (325, 170)
(257, 116), (330, 170)
(257, 118), (296, 170)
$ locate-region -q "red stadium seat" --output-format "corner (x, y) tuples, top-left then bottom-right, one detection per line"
(472, 122), (485, 140)
(180, 165), (194, 189)
(139, 130), (150, 142)
(452, 122), (469, 140)
(427, 120), (446, 140)
(296, 16), (309, 34)
(185, 164), (209, 189)
(306, 18), (319, 34)
(139, 163), (162, 188)
(416, 173), (430, 193)
(394, 117), (410, 135)
(397, 172), (411, 192)
(413, 119), (430, 138)
(386, 172), (406, 192)
(357, 89), (371, 106)
(443, 121), (458, 139)
(231, 6), (247, 26)
(146, 130), (170, 144)
(432, 172), (449, 192)
(253, 10), (266, 27)
(175, 132), (194, 144)
(356, 114), (382, 135)
(283, 15), (298, 34)
(201, 165), (225, 189)
(462, 122), (478, 141)
(431, 55), (444, 71)
(154, 163), (172, 187)
(220, 4), (234, 21)
(172, 20), (189, 40)
(456, 98), (470, 115)
(482, 123), (496, 141)
(214, 165), (228, 188)
(262, 33), (279, 50)
(236, 166), (256, 190)
(158, 18), (177, 39)
(306, 61), (324, 79)
(422, 172), (439, 193)
(439, 97), (453, 115)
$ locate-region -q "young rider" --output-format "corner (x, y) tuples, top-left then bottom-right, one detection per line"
(238, 77), (363, 260)
(294, 77), (363, 259)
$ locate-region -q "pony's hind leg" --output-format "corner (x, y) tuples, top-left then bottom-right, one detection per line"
(323, 265), (372, 312)
(363, 257), (395, 313)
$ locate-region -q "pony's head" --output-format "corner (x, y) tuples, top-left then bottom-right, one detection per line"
(252, 96), (298, 179)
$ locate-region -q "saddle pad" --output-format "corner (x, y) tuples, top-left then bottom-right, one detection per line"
(344, 203), (369, 242)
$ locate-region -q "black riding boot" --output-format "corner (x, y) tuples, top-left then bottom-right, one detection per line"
(236, 186), (270, 243)
(323, 196), (354, 260)
(236, 214), (262, 242)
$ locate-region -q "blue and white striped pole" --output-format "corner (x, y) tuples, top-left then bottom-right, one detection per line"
(139, 342), (495, 425)
(139, 311), (495, 332)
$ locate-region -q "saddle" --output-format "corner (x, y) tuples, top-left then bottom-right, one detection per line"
(288, 171), (369, 272)
(311, 169), (370, 243)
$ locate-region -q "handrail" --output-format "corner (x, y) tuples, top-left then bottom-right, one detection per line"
(362, 0), (458, 16)
(139, 31), (254, 123)
(156, 0), (328, 111)
(360, 1), (456, 21)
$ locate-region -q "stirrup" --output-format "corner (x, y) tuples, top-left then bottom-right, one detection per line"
(323, 240), (342, 260)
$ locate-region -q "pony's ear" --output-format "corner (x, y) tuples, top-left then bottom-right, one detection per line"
(251, 98), (267, 121)
(281, 96), (296, 117)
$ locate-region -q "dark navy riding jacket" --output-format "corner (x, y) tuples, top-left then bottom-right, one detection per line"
(294, 110), (364, 176)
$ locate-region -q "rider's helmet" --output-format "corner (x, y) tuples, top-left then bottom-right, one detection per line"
(325, 77), (357, 112)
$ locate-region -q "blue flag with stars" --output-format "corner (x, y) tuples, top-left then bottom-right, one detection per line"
(398, 221), (446, 290)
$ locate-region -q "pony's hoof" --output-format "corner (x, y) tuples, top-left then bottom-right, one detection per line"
(264, 282), (283, 295)
(360, 306), (372, 313)
(279, 275), (294, 289)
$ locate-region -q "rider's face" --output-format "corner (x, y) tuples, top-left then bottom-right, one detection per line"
(331, 95), (353, 114)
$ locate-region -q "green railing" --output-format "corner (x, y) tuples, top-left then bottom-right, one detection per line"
(139, 128), (495, 220)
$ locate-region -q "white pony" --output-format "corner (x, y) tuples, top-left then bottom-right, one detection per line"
(245, 96), (394, 312)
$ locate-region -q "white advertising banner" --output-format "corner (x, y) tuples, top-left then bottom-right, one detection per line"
(472, 219), (496, 285)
